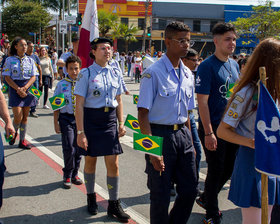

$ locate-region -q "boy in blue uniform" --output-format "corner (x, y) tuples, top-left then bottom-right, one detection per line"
(53, 55), (83, 189)
(138, 22), (197, 224)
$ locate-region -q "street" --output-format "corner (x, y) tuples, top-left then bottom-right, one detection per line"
(0, 76), (242, 224)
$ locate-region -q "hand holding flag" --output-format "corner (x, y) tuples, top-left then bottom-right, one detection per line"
(124, 114), (141, 133)
(49, 93), (66, 111)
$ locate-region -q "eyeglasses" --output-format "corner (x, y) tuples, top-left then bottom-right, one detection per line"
(172, 39), (195, 47)
(187, 58), (198, 62)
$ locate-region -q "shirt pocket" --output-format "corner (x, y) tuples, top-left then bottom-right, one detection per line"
(158, 87), (176, 98)
(90, 82), (104, 97)
(11, 64), (20, 78)
(111, 82), (120, 97)
(185, 87), (193, 99)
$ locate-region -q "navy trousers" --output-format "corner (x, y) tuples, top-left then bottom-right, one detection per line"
(58, 113), (82, 179)
(146, 124), (198, 224)
(0, 135), (5, 208)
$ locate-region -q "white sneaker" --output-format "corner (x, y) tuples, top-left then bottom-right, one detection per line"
(43, 105), (50, 109)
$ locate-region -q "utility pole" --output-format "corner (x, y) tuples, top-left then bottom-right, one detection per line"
(62, 0), (65, 54)
(141, 0), (151, 52)
(68, 0), (72, 48)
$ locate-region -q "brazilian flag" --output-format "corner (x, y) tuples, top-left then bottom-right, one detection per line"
(1, 84), (8, 93)
(133, 94), (139, 104)
(49, 93), (66, 111)
(124, 114), (141, 133)
(133, 133), (163, 157)
(226, 83), (237, 99)
(29, 86), (42, 100)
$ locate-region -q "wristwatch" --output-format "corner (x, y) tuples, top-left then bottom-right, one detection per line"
(77, 130), (84, 135)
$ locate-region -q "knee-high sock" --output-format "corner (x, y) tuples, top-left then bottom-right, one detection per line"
(19, 123), (27, 141)
(107, 176), (119, 201)
(84, 172), (95, 194)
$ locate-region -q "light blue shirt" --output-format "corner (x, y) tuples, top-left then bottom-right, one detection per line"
(109, 58), (128, 92)
(2, 56), (39, 80)
(54, 76), (76, 114)
(59, 52), (73, 75)
(74, 62), (123, 108)
(138, 54), (195, 125)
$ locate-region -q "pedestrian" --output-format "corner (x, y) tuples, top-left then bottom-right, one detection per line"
(0, 83), (15, 209)
(120, 52), (126, 75)
(51, 48), (58, 80)
(217, 38), (280, 224)
(2, 37), (38, 149)
(74, 37), (130, 223)
(26, 41), (42, 118)
(134, 51), (142, 83)
(39, 47), (53, 109)
(53, 55), (83, 189)
(138, 21), (197, 224)
(195, 23), (240, 224)
(126, 51), (133, 77)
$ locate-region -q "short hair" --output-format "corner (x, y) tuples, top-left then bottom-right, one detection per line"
(181, 48), (198, 59)
(165, 21), (191, 39)
(212, 22), (236, 36)
(27, 41), (33, 45)
(66, 55), (82, 68)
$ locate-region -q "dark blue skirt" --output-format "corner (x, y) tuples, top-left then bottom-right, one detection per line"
(83, 107), (123, 157)
(9, 79), (36, 107)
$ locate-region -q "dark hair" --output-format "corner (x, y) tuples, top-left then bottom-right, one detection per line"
(27, 41), (33, 45)
(10, 37), (26, 56)
(212, 22), (236, 36)
(237, 58), (248, 70)
(165, 21), (191, 39)
(66, 55), (82, 68)
(184, 48), (198, 58)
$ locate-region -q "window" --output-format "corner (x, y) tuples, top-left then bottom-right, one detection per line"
(159, 19), (167, 30)
(193, 20), (201, 32)
(138, 18), (145, 30)
(210, 20), (218, 32)
(121, 17), (128, 25)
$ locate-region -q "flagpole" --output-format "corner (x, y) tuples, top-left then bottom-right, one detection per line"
(259, 67), (268, 224)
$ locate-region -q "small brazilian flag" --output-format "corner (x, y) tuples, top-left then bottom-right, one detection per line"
(133, 94), (139, 104)
(226, 83), (237, 99)
(29, 86), (42, 100)
(1, 84), (8, 93)
(49, 93), (66, 111)
(133, 133), (163, 157)
(124, 114), (141, 133)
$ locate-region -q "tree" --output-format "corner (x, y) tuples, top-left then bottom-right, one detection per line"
(112, 23), (138, 52)
(98, 10), (118, 37)
(232, 1), (280, 43)
(2, 0), (51, 39)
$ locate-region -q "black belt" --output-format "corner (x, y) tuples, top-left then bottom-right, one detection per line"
(90, 107), (115, 112)
(150, 123), (185, 131)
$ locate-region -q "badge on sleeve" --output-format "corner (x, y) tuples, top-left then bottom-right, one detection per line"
(141, 73), (151, 79)
(77, 72), (83, 81)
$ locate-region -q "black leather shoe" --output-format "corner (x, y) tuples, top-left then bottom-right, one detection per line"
(107, 199), (130, 223)
(29, 112), (39, 118)
(87, 193), (98, 215)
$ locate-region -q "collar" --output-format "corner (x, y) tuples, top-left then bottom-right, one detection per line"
(64, 75), (76, 83)
(15, 55), (27, 61)
(161, 54), (189, 78)
(92, 62), (110, 73)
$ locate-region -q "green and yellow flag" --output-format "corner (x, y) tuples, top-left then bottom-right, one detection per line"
(133, 94), (139, 104)
(29, 86), (42, 100)
(49, 93), (66, 111)
(124, 114), (141, 133)
(226, 83), (237, 99)
(133, 133), (163, 157)
(1, 84), (8, 93)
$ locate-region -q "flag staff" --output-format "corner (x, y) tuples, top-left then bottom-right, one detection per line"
(259, 66), (268, 224)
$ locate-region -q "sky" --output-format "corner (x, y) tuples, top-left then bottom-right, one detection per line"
(149, 0), (280, 6)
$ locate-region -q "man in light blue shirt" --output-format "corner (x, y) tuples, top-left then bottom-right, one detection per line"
(138, 21), (197, 224)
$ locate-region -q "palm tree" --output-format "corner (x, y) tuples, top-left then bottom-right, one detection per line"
(112, 23), (138, 52)
(98, 10), (119, 37)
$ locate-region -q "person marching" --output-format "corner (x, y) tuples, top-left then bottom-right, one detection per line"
(2, 37), (38, 149)
(74, 37), (130, 223)
(217, 38), (280, 224)
(138, 21), (197, 224)
(53, 55), (83, 189)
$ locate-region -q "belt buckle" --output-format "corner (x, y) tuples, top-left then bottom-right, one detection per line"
(104, 107), (109, 112)
(173, 124), (178, 131)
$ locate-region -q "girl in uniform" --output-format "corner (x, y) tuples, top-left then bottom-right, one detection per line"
(75, 38), (130, 223)
(217, 38), (280, 224)
(2, 37), (38, 149)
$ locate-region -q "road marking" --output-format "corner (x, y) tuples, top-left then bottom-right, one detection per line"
(24, 134), (150, 224)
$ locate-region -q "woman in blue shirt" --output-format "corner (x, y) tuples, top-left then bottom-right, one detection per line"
(2, 37), (38, 149)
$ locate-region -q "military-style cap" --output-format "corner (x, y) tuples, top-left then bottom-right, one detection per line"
(90, 37), (113, 48)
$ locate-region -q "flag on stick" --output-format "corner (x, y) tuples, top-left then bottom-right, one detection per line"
(49, 93), (66, 111)
(77, 0), (99, 68)
(255, 81), (280, 177)
(124, 114), (141, 133)
(29, 86), (42, 100)
(1, 84), (8, 93)
(133, 133), (163, 157)
(133, 94), (139, 104)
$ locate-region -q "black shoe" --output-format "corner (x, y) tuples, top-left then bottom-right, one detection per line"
(71, 176), (83, 185)
(18, 140), (32, 150)
(203, 215), (222, 224)
(196, 196), (206, 210)
(9, 132), (17, 145)
(30, 112), (39, 118)
(87, 193), (98, 215)
(170, 184), (176, 197)
(107, 199), (130, 223)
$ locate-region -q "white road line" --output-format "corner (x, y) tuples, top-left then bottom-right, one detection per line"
(25, 134), (150, 224)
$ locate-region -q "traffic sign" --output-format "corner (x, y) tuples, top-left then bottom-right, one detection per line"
(59, 20), (67, 34)
(65, 15), (76, 25)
